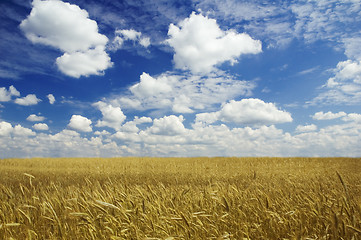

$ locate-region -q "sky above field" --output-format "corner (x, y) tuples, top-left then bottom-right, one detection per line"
(1, 0), (361, 158)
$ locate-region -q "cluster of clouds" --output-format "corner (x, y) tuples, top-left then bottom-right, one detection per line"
(0, 85), (55, 106)
(19, 0), (262, 78)
(2, 0), (361, 157)
(17, 0), (151, 78)
(102, 10), (262, 115)
(66, 98), (292, 134)
(111, 72), (255, 114)
(195, 0), (361, 105)
(1, 107), (361, 157)
(0, 86), (55, 132)
(195, 99), (292, 126)
(25, 113), (49, 131)
(18, 0), (361, 107)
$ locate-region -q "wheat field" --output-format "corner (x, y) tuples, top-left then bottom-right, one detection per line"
(0, 157), (360, 239)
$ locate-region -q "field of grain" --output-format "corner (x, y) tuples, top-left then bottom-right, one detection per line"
(0, 157), (360, 239)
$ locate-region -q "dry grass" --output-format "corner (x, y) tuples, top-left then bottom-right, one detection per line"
(0, 157), (360, 239)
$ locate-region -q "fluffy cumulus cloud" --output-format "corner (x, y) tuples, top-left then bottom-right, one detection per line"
(14, 125), (36, 137)
(68, 115), (92, 132)
(1, 122), (35, 138)
(130, 72), (172, 98)
(196, 98), (292, 126)
(93, 101), (126, 131)
(20, 0), (112, 78)
(167, 12), (262, 74)
(148, 115), (186, 136)
(112, 72), (255, 114)
(14, 94), (41, 106)
(0, 85), (20, 102)
(56, 46), (112, 78)
(27, 114), (45, 122)
(32, 123), (49, 131)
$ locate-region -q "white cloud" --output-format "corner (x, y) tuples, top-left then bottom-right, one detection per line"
(15, 94), (41, 106)
(342, 113), (361, 123)
(195, 0), (361, 48)
(107, 116), (361, 157)
(9, 86), (20, 97)
(27, 114), (45, 122)
(194, 111), (219, 125)
(172, 95), (194, 113)
(328, 60), (361, 85)
(33, 123), (49, 131)
(0, 127), (123, 158)
(20, 0), (108, 52)
(13, 125), (36, 136)
(291, 1), (361, 43)
(93, 101), (126, 131)
(343, 37), (361, 60)
(312, 111), (347, 120)
(196, 98), (292, 126)
(110, 29), (151, 50)
(94, 130), (111, 136)
(120, 116), (152, 133)
(167, 12), (262, 74)
(0, 121), (13, 136)
(194, 0), (291, 48)
(113, 72), (255, 114)
(56, 46), (112, 78)
(130, 72), (172, 98)
(0, 85), (20, 102)
(310, 60), (361, 105)
(295, 124), (317, 133)
(111, 36), (124, 50)
(119, 29), (141, 41)
(1, 115), (361, 157)
(195, 0), (279, 22)
(20, 0), (112, 78)
(47, 94), (55, 104)
(139, 37), (151, 48)
(68, 115), (92, 132)
(148, 115), (186, 136)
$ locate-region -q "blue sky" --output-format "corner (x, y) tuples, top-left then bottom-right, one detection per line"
(1, 0), (361, 158)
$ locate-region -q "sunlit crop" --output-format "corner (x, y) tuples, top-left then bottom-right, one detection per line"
(0, 157), (360, 239)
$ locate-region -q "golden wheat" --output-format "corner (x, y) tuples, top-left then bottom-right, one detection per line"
(0, 157), (360, 239)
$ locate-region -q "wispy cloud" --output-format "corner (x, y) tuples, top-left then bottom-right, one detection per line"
(297, 66), (319, 75)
